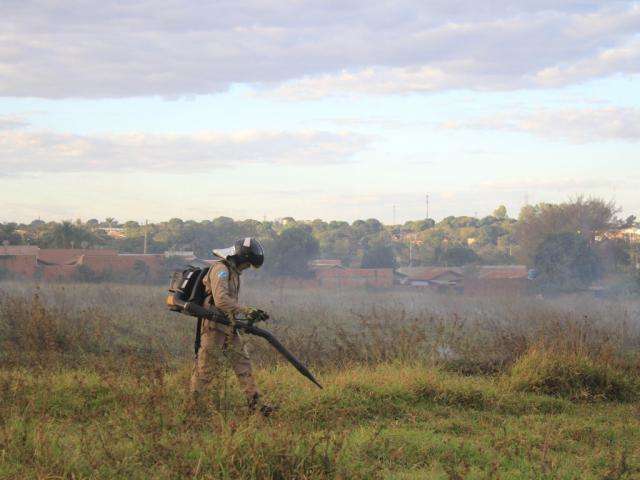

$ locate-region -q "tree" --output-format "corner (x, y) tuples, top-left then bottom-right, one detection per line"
(622, 215), (637, 228)
(361, 242), (397, 268)
(404, 219), (434, 232)
(265, 226), (319, 277)
(515, 197), (618, 265)
(534, 232), (601, 291)
(0, 223), (21, 245)
(596, 239), (631, 273)
(42, 221), (98, 249)
(438, 244), (480, 266)
(493, 205), (508, 219)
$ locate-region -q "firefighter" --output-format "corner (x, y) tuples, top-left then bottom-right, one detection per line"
(189, 237), (274, 416)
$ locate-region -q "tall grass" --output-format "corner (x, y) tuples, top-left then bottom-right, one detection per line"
(1, 281), (640, 478)
(1, 281), (639, 374)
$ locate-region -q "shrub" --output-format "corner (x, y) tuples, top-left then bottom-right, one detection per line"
(506, 346), (638, 402)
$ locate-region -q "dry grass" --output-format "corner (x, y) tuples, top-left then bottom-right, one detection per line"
(507, 345), (639, 402)
(1, 281), (639, 478)
(2, 281), (639, 373)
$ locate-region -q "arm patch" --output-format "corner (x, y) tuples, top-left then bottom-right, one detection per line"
(218, 270), (229, 279)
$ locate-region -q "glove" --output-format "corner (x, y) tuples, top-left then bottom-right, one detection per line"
(246, 307), (269, 325)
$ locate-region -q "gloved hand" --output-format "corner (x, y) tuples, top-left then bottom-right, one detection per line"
(246, 307), (269, 325)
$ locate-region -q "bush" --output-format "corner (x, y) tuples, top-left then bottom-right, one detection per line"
(506, 346), (638, 402)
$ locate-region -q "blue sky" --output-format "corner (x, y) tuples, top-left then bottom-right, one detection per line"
(1, 1), (639, 224)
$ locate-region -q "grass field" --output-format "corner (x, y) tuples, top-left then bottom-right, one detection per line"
(1, 281), (639, 479)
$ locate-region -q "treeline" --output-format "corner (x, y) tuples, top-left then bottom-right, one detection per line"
(1, 198), (639, 291)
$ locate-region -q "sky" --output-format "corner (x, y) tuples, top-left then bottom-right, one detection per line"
(1, 1), (639, 224)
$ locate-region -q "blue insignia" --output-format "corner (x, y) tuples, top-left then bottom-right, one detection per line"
(218, 270), (229, 279)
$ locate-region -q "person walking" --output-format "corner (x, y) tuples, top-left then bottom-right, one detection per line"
(189, 237), (274, 416)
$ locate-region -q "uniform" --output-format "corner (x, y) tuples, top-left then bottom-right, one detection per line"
(189, 260), (259, 401)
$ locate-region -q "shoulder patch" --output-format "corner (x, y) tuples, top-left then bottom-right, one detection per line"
(217, 270), (229, 279)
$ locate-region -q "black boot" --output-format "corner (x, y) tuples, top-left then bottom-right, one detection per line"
(247, 393), (276, 417)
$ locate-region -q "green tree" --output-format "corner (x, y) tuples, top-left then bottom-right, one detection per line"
(515, 197), (618, 265)
(42, 221), (98, 249)
(361, 242), (397, 268)
(0, 223), (21, 245)
(265, 226), (319, 277)
(493, 205), (508, 219)
(438, 244), (480, 266)
(534, 232), (601, 291)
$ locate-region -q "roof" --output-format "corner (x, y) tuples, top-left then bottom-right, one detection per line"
(309, 259), (343, 268)
(396, 267), (463, 281)
(397, 265), (529, 280)
(38, 249), (118, 265)
(476, 265), (528, 279)
(316, 267), (393, 277)
(0, 245), (40, 256)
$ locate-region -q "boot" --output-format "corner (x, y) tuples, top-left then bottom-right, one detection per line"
(247, 393), (276, 417)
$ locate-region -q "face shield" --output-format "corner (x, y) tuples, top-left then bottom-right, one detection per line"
(212, 237), (264, 268)
(212, 246), (237, 260)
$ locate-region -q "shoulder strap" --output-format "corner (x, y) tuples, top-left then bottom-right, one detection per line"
(191, 266), (210, 358)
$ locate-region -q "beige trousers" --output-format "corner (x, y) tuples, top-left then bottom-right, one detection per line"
(189, 319), (259, 400)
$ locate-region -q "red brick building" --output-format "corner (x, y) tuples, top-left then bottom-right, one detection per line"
(0, 247), (167, 281)
(78, 253), (164, 276)
(396, 265), (530, 296)
(315, 267), (394, 288)
(462, 266), (530, 296)
(0, 254), (38, 277)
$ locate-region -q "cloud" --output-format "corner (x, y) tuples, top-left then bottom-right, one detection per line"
(477, 177), (634, 192)
(0, 115), (29, 130)
(1, 1), (639, 98)
(440, 107), (640, 142)
(0, 129), (371, 173)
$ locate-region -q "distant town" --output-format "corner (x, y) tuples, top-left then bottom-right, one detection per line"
(1, 197), (639, 295)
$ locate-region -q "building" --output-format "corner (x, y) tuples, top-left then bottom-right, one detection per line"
(165, 250), (198, 262)
(315, 266), (394, 288)
(605, 227), (640, 244)
(396, 267), (464, 292)
(0, 254), (38, 277)
(0, 245), (40, 256)
(36, 249), (118, 266)
(396, 265), (530, 296)
(308, 259), (343, 269)
(79, 253), (165, 276)
(463, 265), (530, 296)
(0, 246), (39, 278)
(0, 247), (167, 281)
(101, 227), (126, 239)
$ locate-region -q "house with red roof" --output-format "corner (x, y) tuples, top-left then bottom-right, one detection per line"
(396, 265), (530, 295)
(315, 265), (394, 288)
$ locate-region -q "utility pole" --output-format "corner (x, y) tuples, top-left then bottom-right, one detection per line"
(143, 219), (148, 254)
(426, 194), (430, 219)
(409, 241), (413, 267)
(392, 205), (397, 225)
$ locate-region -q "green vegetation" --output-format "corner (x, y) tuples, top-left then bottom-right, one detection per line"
(507, 347), (638, 402)
(3, 197), (638, 288)
(1, 282), (639, 478)
(533, 232), (601, 291)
